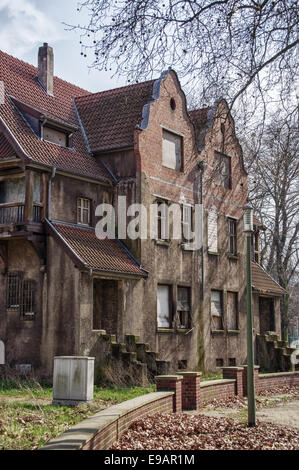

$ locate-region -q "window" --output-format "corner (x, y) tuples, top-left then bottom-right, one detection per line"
(7, 272), (36, 320)
(216, 358), (224, 367)
(228, 218), (237, 255)
(7, 272), (22, 309)
(211, 290), (223, 330)
(251, 230), (260, 262)
(177, 287), (191, 329)
(229, 358), (236, 366)
(157, 285), (171, 328)
(214, 152), (231, 189)
(181, 205), (193, 242)
(77, 198), (91, 225)
(43, 126), (68, 147)
(227, 292), (238, 330)
(162, 130), (182, 171)
(21, 280), (35, 319)
(156, 201), (169, 241)
(208, 209), (218, 252)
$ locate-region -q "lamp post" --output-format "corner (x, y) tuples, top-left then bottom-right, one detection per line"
(243, 204), (256, 426)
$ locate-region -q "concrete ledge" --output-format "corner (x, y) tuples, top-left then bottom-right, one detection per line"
(40, 391), (173, 451)
(200, 379), (236, 388)
(259, 371), (299, 379)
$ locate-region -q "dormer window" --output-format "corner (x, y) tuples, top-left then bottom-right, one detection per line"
(77, 198), (91, 226)
(43, 125), (69, 147)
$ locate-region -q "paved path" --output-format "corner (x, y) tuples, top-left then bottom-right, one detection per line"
(186, 397), (299, 429)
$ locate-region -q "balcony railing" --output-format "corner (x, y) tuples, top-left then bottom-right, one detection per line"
(0, 203), (25, 224)
(0, 202), (43, 225)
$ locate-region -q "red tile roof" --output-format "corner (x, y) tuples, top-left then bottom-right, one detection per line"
(74, 80), (155, 152)
(251, 262), (286, 295)
(47, 220), (147, 277)
(0, 133), (16, 159)
(0, 49), (111, 182)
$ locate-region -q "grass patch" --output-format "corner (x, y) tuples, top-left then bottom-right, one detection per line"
(0, 379), (155, 450)
(200, 373), (222, 382)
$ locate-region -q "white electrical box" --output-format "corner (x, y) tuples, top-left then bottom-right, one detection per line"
(53, 356), (95, 405)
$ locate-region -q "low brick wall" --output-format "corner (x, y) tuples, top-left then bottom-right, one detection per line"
(200, 379), (236, 404)
(41, 392), (173, 451)
(258, 371), (299, 393)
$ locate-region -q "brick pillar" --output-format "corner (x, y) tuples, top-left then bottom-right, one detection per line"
(155, 375), (183, 412)
(221, 367), (244, 397)
(242, 365), (260, 396)
(177, 371), (202, 410)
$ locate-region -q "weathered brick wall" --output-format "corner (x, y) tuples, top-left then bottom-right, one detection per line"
(41, 392), (174, 451)
(200, 379), (236, 404)
(258, 372), (299, 393)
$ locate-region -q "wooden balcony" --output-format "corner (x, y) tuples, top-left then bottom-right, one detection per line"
(0, 202), (25, 225)
(0, 202), (43, 225)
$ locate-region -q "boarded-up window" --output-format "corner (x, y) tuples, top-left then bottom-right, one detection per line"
(214, 152), (231, 189)
(157, 201), (169, 241)
(77, 198), (91, 225)
(162, 130), (182, 170)
(43, 126), (68, 147)
(157, 285), (171, 328)
(211, 290), (223, 330)
(181, 205), (193, 242)
(208, 210), (218, 252)
(227, 292), (238, 330)
(177, 287), (191, 329)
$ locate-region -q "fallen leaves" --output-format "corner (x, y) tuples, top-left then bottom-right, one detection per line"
(110, 412), (299, 450)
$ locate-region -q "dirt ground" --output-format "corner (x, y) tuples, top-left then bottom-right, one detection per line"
(187, 395), (299, 429)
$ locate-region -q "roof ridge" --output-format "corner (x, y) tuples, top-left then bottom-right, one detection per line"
(76, 78), (156, 101)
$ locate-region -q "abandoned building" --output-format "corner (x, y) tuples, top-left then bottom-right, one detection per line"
(0, 43), (290, 381)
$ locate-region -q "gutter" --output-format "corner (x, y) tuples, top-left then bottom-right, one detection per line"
(47, 166), (56, 219)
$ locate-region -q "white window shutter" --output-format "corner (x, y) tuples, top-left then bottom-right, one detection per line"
(208, 210), (218, 252)
(157, 285), (170, 328)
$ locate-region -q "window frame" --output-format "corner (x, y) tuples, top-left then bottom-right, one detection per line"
(162, 129), (183, 171)
(21, 280), (36, 320)
(7, 271), (23, 310)
(228, 217), (237, 255)
(42, 124), (69, 148)
(177, 286), (191, 329)
(227, 291), (239, 331)
(77, 197), (91, 226)
(211, 289), (224, 330)
(157, 284), (172, 329)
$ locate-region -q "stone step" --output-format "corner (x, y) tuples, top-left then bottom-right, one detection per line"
(111, 343), (127, 355)
(121, 351), (137, 363)
(277, 340), (288, 348)
(125, 334), (140, 345)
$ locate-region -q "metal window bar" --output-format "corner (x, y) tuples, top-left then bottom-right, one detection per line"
(21, 280), (35, 319)
(7, 272), (22, 309)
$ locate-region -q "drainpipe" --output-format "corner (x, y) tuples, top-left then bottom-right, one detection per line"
(47, 166), (56, 220)
(198, 161), (206, 301)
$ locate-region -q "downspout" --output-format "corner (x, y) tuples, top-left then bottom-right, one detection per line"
(198, 161), (207, 301)
(47, 166), (56, 220)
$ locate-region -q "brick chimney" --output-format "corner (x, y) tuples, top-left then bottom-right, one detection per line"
(38, 43), (54, 95)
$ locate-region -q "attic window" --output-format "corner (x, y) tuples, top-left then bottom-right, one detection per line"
(43, 125), (69, 147)
(170, 98), (176, 111)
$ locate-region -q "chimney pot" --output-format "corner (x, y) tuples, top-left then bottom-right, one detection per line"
(38, 43), (54, 96)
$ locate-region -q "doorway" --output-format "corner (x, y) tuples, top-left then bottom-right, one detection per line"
(259, 297), (275, 333)
(93, 279), (119, 334)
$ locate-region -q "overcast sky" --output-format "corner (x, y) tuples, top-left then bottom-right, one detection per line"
(0, 0), (123, 92)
